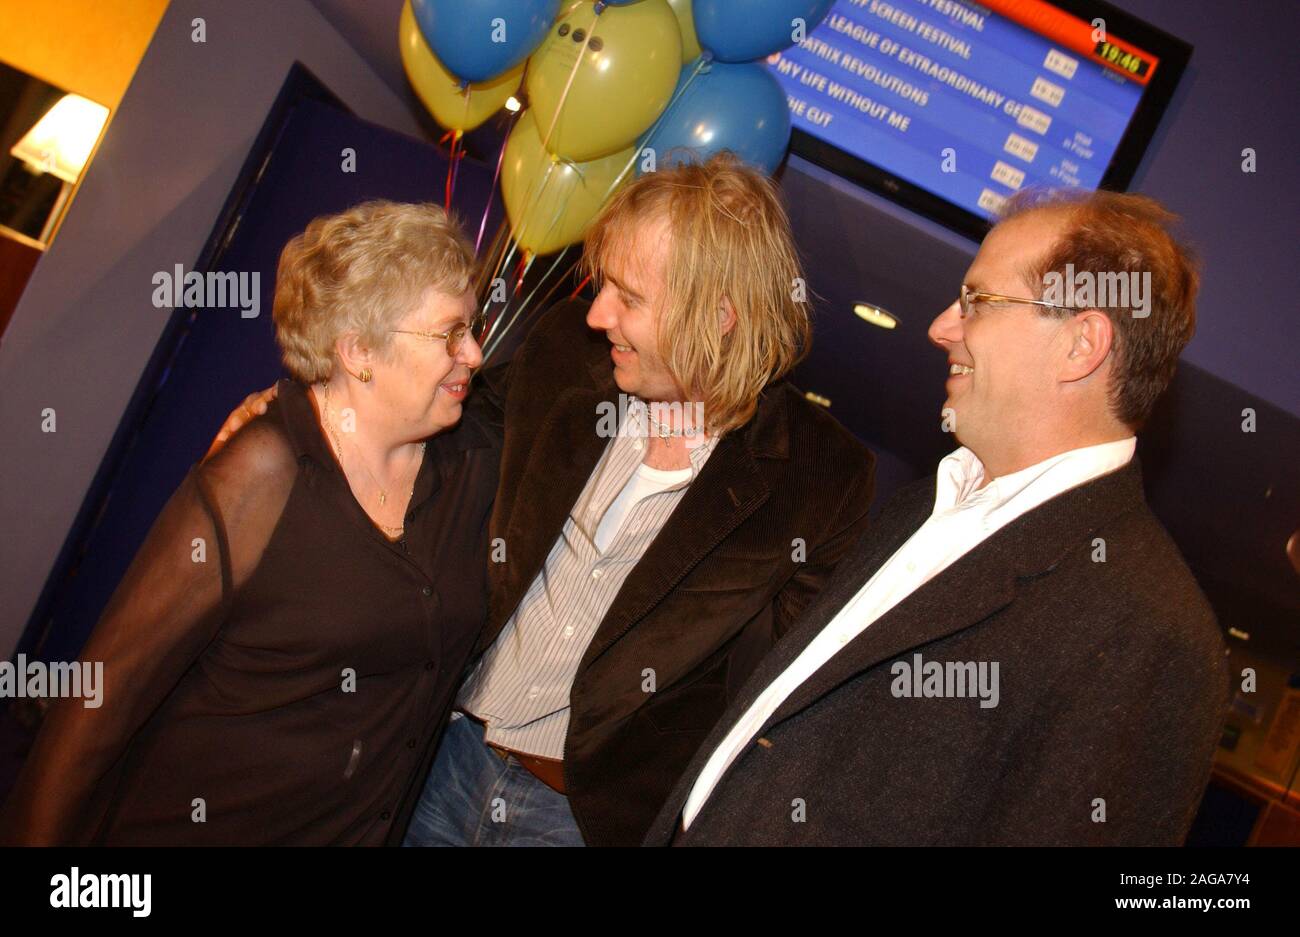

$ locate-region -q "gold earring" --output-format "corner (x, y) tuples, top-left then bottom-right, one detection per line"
(359, 367), (373, 383)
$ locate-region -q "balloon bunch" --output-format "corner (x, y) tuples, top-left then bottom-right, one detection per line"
(399, 0), (835, 360)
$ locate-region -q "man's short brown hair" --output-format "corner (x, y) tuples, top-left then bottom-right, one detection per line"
(1002, 189), (1200, 430)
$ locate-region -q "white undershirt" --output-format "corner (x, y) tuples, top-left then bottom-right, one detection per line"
(594, 461), (693, 553)
(682, 436), (1137, 828)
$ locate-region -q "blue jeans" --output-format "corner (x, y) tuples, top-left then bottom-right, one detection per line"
(403, 714), (585, 846)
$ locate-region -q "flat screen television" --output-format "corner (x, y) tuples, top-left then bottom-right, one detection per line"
(768, 0), (1191, 239)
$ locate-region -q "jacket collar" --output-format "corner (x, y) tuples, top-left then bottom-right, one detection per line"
(759, 454), (1149, 731)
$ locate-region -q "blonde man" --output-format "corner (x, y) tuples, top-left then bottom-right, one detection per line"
(403, 154), (876, 846)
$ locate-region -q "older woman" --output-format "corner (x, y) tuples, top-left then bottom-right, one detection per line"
(0, 201), (499, 845)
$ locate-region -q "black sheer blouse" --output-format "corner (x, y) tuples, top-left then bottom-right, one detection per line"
(0, 379), (502, 845)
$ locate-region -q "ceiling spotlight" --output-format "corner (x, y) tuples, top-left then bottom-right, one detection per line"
(853, 302), (898, 329)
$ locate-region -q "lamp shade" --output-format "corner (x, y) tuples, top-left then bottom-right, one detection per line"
(10, 93), (110, 184)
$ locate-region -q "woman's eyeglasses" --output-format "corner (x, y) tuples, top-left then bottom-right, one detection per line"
(391, 311), (489, 356)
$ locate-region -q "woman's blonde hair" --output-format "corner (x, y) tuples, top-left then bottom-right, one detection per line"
(272, 200), (476, 382)
(581, 153), (812, 435)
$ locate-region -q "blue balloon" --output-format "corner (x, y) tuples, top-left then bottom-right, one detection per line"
(693, 0), (834, 62)
(640, 60), (792, 175)
(411, 0), (560, 84)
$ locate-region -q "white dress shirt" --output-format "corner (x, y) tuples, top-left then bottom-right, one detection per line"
(682, 436), (1137, 828)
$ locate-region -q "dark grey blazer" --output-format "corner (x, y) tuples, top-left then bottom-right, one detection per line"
(645, 456), (1230, 846)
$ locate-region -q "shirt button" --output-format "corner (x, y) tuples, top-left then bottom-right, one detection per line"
(527, 685), (540, 699)
(563, 625), (575, 638)
(634, 440), (643, 451)
(424, 660), (435, 671)
(406, 738), (416, 749)
(591, 568), (604, 580)
(422, 586), (433, 597)
(380, 810), (391, 821)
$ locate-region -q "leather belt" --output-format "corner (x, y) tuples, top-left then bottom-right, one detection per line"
(460, 710), (568, 795)
(488, 742), (568, 795)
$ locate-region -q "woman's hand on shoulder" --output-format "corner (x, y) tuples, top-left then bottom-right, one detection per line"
(205, 385), (278, 461)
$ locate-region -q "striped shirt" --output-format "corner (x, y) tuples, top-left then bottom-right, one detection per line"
(458, 396), (719, 758)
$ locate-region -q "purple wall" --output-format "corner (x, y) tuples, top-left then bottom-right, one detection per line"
(1120, 0), (1298, 417)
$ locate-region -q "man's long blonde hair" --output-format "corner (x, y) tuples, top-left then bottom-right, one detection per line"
(581, 153), (812, 436)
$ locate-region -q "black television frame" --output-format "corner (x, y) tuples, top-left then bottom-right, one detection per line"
(783, 0), (1193, 241)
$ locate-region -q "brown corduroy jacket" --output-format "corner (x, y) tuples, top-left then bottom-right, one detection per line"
(472, 300), (876, 846)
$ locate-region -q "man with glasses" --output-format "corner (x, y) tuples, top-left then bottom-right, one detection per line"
(645, 189), (1230, 846)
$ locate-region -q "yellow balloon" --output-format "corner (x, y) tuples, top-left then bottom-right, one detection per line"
(526, 0), (682, 162)
(399, 0), (522, 133)
(501, 111), (635, 256)
(667, 0), (703, 61)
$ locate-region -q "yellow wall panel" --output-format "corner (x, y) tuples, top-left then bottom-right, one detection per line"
(0, 0), (170, 109)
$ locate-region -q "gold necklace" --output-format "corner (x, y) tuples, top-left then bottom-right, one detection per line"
(320, 383), (424, 536)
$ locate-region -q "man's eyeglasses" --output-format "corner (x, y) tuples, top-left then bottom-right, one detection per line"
(958, 284), (1077, 320)
(391, 311), (489, 356)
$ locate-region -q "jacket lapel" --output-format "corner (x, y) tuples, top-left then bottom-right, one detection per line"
(579, 428), (771, 668)
(644, 474), (934, 843)
(579, 382), (796, 668)
(712, 474), (938, 729)
(759, 456), (1148, 733)
(491, 355), (617, 634)
(649, 456), (1148, 843)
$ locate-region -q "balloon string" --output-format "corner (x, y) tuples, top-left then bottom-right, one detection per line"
(538, 15), (595, 155)
(482, 235), (521, 337)
(443, 131), (454, 209)
(517, 245), (574, 315)
(475, 110), (517, 255)
(482, 242), (529, 351)
(447, 90), (471, 210)
(479, 213), (510, 285)
(513, 252), (530, 294)
(509, 158), (558, 275)
(523, 251), (582, 313)
(484, 251), (538, 362)
(600, 53), (711, 206)
(444, 129), (463, 210)
(475, 218), (510, 332)
(484, 249), (566, 361)
(450, 138), (464, 204)
(570, 273), (592, 299)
